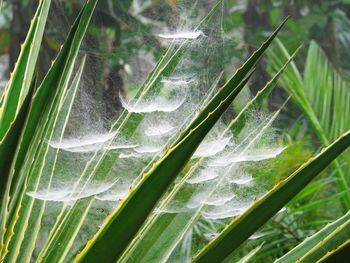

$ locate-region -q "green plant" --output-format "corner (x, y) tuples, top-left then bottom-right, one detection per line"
(0, 1), (349, 263)
(243, 40), (350, 260)
(268, 39), (350, 211)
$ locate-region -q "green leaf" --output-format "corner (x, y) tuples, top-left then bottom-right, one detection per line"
(298, 219), (350, 262)
(0, 75), (36, 247)
(4, 0), (98, 223)
(192, 130), (350, 263)
(317, 239), (350, 263)
(13, 57), (86, 263)
(276, 211), (350, 263)
(0, 0), (51, 139)
(267, 39), (350, 210)
(229, 45), (301, 137)
(236, 243), (264, 263)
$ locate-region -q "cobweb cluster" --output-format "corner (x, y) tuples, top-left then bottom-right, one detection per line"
(25, 1), (285, 261)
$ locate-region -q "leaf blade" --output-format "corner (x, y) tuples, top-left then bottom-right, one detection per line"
(276, 211), (350, 263)
(0, 0), (51, 139)
(193, 130), (350, 263)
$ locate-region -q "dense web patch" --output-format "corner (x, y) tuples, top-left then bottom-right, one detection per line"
(24, 1), (286, 261)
